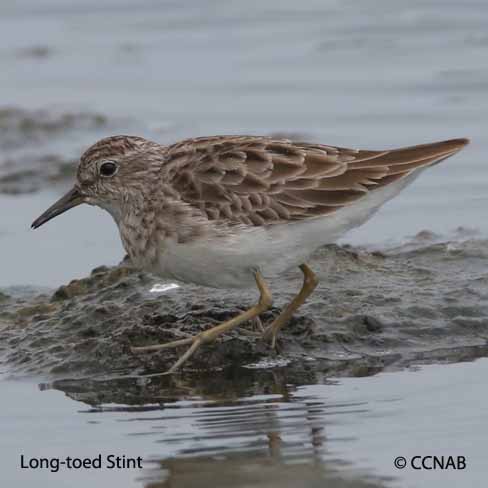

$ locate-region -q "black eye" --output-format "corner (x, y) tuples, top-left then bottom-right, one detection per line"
(99, 161), (118, 177)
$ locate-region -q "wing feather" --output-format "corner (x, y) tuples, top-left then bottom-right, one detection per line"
(164, 136), (469, 226)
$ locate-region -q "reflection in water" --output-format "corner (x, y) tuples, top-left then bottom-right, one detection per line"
(146, 453), (385, 488)
(41, 367), (390, 488)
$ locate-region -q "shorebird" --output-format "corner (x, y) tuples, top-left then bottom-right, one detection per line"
(32, 135), (469, 373)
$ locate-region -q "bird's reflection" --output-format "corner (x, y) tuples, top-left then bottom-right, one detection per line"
(40, 366), (386, 488)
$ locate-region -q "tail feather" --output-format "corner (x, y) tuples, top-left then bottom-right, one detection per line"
(350, 138), (470, 169)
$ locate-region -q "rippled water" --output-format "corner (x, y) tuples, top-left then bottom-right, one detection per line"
(2, 359), (487, 488)
(1, 1), (488, 487)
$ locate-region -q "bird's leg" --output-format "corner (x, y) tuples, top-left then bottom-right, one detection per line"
(262, 263), (318, 350)
(131, 271), (273, 373)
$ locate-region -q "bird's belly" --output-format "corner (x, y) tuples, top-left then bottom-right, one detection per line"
(152, 171), (422, 288)
(153, 225), (321, 289)
(155, 241), (258, 289)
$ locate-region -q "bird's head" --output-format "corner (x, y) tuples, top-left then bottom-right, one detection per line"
(32, 135), (161, 229)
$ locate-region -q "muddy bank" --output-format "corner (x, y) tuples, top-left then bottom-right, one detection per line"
(1, 233), (488, 382)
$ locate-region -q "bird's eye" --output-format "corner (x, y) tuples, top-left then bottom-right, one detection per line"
(99, 161), (118, 177)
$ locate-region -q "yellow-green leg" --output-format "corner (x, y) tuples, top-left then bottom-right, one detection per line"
(262, 263), (318, 349)
(131, 271), (273, 373)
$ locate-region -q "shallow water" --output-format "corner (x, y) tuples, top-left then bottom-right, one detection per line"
(1, 1), (488, 487)
(2, 359), (487, 488)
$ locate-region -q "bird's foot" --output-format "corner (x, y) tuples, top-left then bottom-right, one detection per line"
(131, 271), (273, 373)
(131, 331), (214, 374)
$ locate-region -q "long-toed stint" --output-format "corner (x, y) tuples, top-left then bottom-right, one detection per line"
(32, 135), (469, 373)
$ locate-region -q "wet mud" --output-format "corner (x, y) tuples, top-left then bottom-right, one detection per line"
(1, 234), (487, 383)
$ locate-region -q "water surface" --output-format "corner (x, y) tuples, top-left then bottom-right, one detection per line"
(2, 359), (486, 488)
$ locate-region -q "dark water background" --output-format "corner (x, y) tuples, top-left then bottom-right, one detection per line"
(1, 1), (488, 487)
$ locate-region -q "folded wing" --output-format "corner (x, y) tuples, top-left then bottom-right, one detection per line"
(164, 136), (469, 226)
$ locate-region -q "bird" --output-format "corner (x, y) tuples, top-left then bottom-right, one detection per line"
(32, 134), (469, 373)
